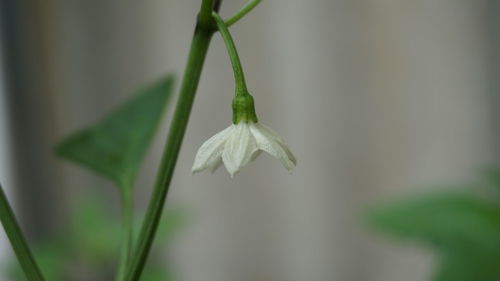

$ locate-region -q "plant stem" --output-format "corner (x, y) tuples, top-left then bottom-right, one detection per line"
(225, 0), (262, 27)
(116, 187), (134, 281)
(212, 12), (248, 93)
(124, 1), (219, 280)
(0, 184), (45, 281)
(199, 0), (216, 27)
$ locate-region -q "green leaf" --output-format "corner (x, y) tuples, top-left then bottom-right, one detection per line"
(7, 242), (65, 281)
(368, 192), (500, 252)
(367, 191), (500, 281)
(433, 251), (500, 281)
(481, 167), (500, 191)
(56, 75), (174, 189)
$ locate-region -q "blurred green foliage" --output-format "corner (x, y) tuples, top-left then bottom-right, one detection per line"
(368, 170), (500, 281)
(56, 75), (174, 191)
(48, 75), (178, 280)
(3, 195), (185, 281)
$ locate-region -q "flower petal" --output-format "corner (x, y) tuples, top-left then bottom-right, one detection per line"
(192, 125), (234, 174)
(249, 123), (296, 172)
(252, 123), (297, 165)
(222, 123), (258, 177)
(209, 158), (223, 173)
(250, 150), (262, 162)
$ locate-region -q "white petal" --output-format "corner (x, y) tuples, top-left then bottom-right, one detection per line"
(209, 158), (223, 173)
(192, 125), (234, 174)
(252, 123), (297, 165)
(222, 123), (258, 177)
(250, 150), (262, 162)
(249, 123), (296, 172)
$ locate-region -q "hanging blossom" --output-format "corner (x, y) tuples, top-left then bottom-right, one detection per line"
(192, 121), (296, 177)
(192, 95), (296, 177)
(193, 13), (296, 177)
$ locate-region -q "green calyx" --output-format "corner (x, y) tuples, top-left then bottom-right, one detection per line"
(232, 92), (258, 124)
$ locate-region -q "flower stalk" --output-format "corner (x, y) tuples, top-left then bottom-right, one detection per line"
(212, 11), (248, 93)
(212, 12), (259, 123)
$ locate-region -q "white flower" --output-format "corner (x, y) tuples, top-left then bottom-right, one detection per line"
(192, 122), (296, 177)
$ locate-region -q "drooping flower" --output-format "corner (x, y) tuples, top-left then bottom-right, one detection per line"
(192, 121), (296, 177)
(193, 14), (296, 177)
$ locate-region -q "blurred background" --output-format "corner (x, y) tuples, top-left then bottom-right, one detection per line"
(1, 0), (500, 281)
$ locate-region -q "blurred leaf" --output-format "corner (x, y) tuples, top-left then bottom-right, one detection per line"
(368, 190), (500, 281)
(5, 194), (185, 281)
(369, 192), (500, 252)
(56, 75), (174, 189)
(433, 250), (500, 281)
(32, 242), (68, 281)
(481, 167), (500, 191)
(70, 196), (122, 262)
(141, 262), (174, 281)
(7, 240), (69, 281)
(149, 207), (187, 243)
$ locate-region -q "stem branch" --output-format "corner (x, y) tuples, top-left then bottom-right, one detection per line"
(225, 0), (262, 27)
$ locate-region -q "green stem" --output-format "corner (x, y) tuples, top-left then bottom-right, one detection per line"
(0, 184), (45, 281)
(212, 12), (248, 94)
(116, 186), (134, 281)
(124, 1), (219, 280)
(225, 0), (262, 27)
(199, 0), (216, 27)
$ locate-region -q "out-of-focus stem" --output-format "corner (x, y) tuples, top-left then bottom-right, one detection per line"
(0, 184), (46, 281)
(116, 187), (134, 281)
(123, 1), (220, 280)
